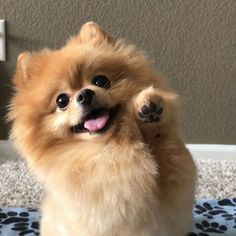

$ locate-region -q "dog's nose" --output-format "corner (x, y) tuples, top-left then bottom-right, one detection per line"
(77, 89), (95, 105)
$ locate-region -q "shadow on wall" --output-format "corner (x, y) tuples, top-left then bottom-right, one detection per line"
(8, 34), (50, 51)
(0, 32), (47, 140)
(0, 64), (12, 139)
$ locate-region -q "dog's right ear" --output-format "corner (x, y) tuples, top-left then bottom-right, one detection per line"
(14, 52), (33, 87)
(77, 22), (114, 46)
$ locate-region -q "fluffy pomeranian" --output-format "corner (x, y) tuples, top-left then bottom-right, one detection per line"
(8, 22), (196, 236)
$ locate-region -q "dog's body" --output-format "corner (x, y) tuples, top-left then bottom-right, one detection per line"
(8, 22), (196, 236)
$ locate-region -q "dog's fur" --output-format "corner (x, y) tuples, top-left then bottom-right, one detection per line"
(8, 22), (196, 236)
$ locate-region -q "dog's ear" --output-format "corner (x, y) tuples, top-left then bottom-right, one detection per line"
(77, 22), (114, 45)
(14, 52), (33, 87)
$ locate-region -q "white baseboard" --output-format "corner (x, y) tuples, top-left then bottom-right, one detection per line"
(1, 141), (236, 161)
(187, 144), (236, 161)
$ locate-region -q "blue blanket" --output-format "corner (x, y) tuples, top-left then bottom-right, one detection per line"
(0, 199), (236, 235)
(190, 198), (236, 236)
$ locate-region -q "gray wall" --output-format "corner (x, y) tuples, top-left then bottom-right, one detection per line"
(0, 0), (235, 144)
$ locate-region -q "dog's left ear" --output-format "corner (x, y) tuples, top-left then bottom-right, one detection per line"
(77, 22), (114, 45)
(13, 52), (33, 88)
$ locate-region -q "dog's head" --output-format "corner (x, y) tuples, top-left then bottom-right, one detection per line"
(9, 22), (165, 151)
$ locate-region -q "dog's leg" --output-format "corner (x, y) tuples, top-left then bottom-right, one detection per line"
(132, 86), (196, 236)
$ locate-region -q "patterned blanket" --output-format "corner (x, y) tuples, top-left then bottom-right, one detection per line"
(0, 199), (236, 236)
(191, 198), (236, 236)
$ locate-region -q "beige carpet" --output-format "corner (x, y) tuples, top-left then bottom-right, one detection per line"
(0, 154), (236, 208)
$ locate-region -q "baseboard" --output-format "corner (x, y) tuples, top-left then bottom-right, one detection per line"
(1, 140), (236, 162)
(187, 144), (236, 161)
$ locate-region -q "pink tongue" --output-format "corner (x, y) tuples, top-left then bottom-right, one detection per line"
(84, 113), (110, 132)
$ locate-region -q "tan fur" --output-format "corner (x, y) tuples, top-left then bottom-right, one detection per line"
(8, 22), (196, 236)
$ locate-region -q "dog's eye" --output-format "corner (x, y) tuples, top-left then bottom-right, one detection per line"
(56, 93), (70, 109)
(92, 75), (111, 89)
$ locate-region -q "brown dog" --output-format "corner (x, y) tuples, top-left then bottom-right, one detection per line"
(8, 22), (196, 236)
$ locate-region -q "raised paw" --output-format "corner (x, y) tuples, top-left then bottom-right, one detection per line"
(138, 101), (163, 123)
(134, 86), (165, 123)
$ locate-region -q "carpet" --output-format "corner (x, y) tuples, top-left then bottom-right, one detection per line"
(0, 150), (236, 207)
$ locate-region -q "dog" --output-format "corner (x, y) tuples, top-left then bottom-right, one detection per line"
(8, 22), (196, 236)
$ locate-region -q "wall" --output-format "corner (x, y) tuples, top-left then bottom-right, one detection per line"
(0, 0), (235, 143)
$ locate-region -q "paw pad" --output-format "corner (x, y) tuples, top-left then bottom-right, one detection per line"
(138, 101), (163, 123)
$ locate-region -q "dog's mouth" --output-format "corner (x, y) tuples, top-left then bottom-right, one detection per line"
(71, 105), (120, 134)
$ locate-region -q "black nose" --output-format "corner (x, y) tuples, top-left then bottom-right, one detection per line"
(77, 89), (95, 105)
